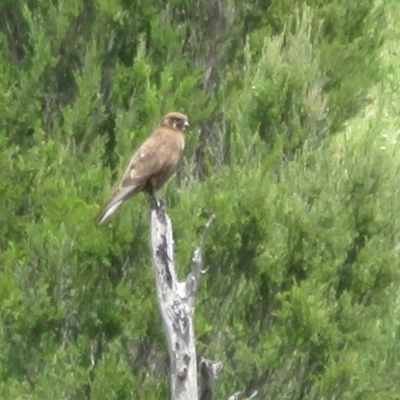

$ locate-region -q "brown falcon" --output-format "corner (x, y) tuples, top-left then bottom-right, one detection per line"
(97, 112), (189, 224)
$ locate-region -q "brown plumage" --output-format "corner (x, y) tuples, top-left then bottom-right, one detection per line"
(97, 112), (190, 224)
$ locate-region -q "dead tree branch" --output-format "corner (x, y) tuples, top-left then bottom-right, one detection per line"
(150, 203), (216, 399)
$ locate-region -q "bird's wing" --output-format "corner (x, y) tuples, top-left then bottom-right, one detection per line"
(121, 130), (168, 186)
(97, 127), (183, 224)
(121, 127), (184, 186)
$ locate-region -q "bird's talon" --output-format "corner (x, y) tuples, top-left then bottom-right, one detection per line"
(149, 195), (165, 210)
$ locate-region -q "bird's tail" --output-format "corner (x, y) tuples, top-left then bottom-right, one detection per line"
(96, 200), (124, 224)
(96, 184), (140, 224)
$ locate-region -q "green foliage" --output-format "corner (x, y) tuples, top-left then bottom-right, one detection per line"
(0, 0), (398, 398)
(175, 129), (400, 398)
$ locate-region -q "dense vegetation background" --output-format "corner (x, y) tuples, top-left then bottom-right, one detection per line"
(1, 0), (400, 398)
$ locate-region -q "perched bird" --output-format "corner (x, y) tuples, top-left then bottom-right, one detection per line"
(97, 112), (190, 224)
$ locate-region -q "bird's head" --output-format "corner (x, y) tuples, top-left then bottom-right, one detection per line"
(161, 112), (190, 132)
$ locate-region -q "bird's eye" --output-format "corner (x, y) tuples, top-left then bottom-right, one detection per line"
(170, 117), (189, 130)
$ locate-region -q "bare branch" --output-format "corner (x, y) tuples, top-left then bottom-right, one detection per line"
(150, 205), (217, 399)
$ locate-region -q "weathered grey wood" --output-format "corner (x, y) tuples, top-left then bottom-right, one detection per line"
(150, 203), (216, 400)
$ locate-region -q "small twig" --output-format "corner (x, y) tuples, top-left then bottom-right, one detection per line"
(248, 390), (258, 399)
(191, 214), (215, 286)
(200, 358), (223, 383)
(199, 357), (223, 400)
(227, 390), (258, 400)
(228, 392), (243, 400)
